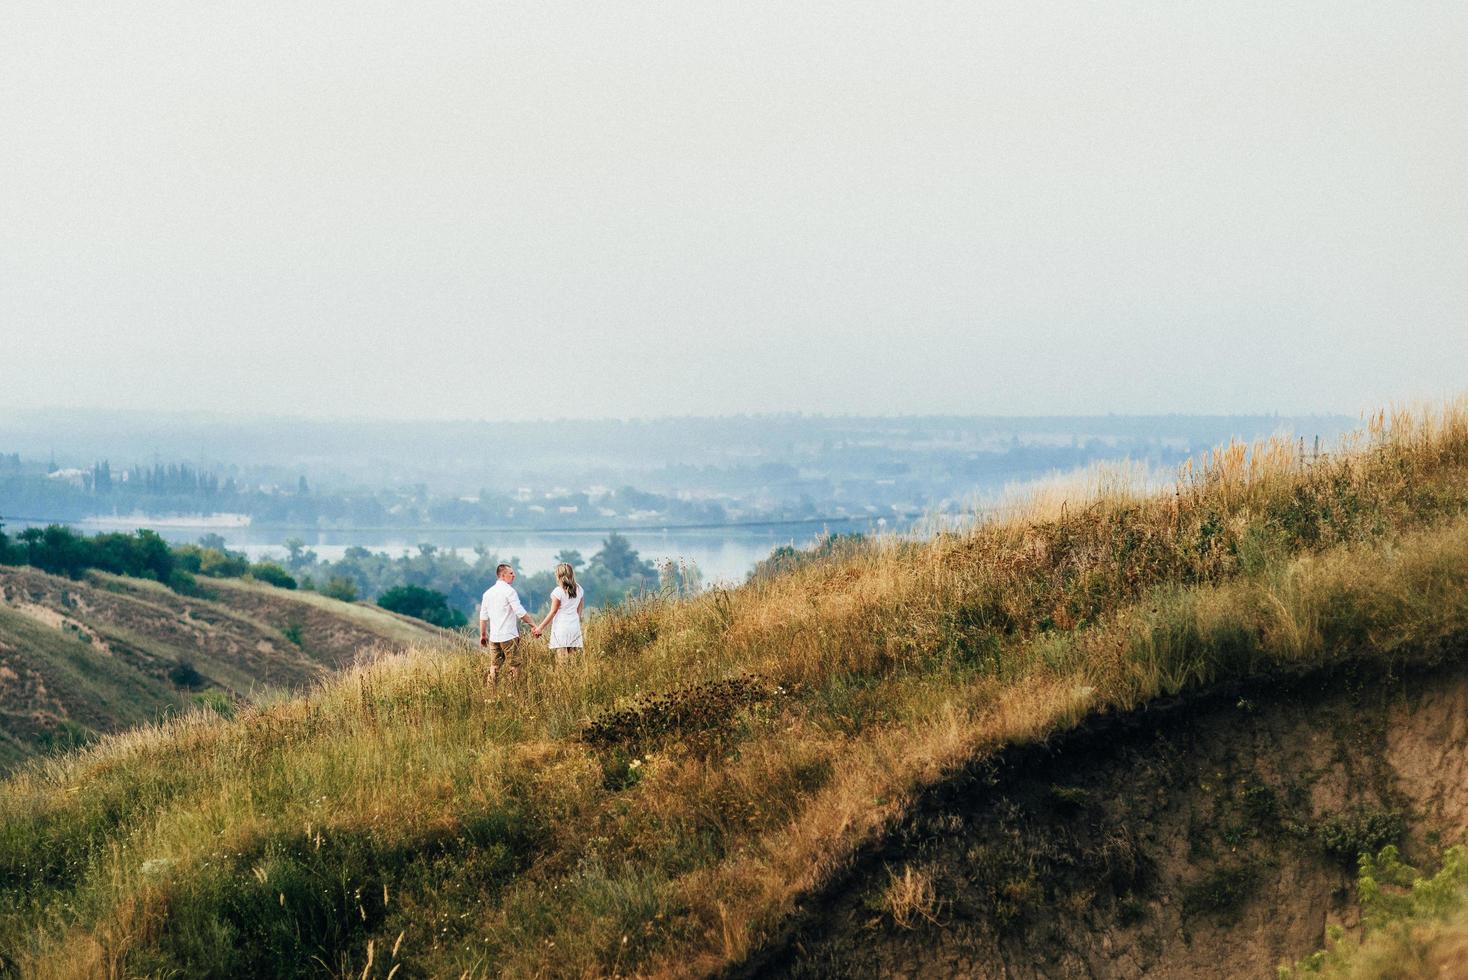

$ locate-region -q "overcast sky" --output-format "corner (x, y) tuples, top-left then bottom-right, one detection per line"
(2, 1), (1464, 421)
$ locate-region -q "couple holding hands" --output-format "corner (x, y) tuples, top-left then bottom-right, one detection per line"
(477, 561), (585, 682)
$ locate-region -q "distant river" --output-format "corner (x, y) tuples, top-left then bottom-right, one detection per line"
(47, 517), (886, 585)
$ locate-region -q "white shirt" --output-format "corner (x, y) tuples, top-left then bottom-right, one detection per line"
(479, 580), (528, 642)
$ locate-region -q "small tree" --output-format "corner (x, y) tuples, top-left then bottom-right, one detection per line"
(131, 529), (175, 582)
(283, 537), (318, 571)
(321, 576), (359, 602)
(198, 548), (249, 578)
(22, 525), (92, 578)
(590, 533), (656, 582)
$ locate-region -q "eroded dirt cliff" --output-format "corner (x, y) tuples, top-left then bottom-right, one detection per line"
(737, 657), (1468, 979)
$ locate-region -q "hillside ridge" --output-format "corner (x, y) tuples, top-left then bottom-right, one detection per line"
(0, 402), (1464, 977)
(0, 566), (436, 767)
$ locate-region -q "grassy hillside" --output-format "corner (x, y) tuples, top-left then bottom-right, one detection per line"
(1, 403), (1465, 978)
(0, 568), (436, 769)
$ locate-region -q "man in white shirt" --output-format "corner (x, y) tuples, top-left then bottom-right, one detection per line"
(479, 563), (540, 683)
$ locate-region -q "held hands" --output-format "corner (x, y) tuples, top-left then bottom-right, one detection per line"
(531, 626), (543, 638)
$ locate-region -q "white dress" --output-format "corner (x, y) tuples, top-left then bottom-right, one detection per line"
(548, 585), (585, 649)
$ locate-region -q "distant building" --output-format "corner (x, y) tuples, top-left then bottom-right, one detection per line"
(46, 468), (88, 488)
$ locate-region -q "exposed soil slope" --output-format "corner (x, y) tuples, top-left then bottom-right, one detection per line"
(741, 658), (1468, 979)
(0, 566), (436, 766)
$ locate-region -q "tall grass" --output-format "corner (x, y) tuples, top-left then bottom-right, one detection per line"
(1, 400), (1467, 977)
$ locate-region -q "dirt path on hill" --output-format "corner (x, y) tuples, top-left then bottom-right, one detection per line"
(732, 657), (1468, 979)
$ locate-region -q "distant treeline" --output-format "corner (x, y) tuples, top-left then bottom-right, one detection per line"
(78, 461), (232, 496)
(0, 521), (295, 596)
(0, 519), (684, 627)
(278, 531), (683, 621)
(0, 522), (177, 583)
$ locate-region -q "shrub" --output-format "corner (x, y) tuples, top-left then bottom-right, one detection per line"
(8, 526), (184, 581)
(34, 719), (94, 754)
(168, 660), (206, 690)
(377, 585), (467, 628)
(1316, 806), (1406, 865)
(167, 568), (202, 595)
(92, 529), (175, 581)
(176, 544), (250, 578)
(1279, 844), (1468, 977)
(248, 563), (297, 590)
(321, 576), (359, 602)
(193, 689), (235, 719)
(581, 675), (775, 752)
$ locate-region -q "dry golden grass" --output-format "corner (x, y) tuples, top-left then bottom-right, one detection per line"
(2, 398), (1467, 978)
(879, 865), (945, 930)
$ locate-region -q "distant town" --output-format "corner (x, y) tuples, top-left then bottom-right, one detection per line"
(0, 411), (1356, 536)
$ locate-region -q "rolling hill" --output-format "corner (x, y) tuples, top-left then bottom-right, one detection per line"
(1, 402), (1466, 978)
(0, 568), (436, 768)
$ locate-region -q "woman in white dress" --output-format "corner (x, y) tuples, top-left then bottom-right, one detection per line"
(535, 562), (585, 667)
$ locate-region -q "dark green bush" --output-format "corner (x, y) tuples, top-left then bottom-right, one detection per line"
(750, 533), (868, 581)
(248, 563), (297, 590)
(1316, 806), (1406, 864)
(9, 525), (174, 581)
(167, 568), (202, 596)
(168, 660), (207, 690)
(377, 584), (466, 628)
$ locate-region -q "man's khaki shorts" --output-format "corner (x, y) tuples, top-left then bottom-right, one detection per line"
(486, 637), (520, 673)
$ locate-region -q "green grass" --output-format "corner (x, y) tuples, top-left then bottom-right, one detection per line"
(1, 402), (1467, 977)
(0, 605), (183, 755)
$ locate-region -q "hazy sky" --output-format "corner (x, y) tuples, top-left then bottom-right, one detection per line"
(2, 1), (1464, 421)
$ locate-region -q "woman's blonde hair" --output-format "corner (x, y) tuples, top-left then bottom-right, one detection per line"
(555, 562), (578, 599)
